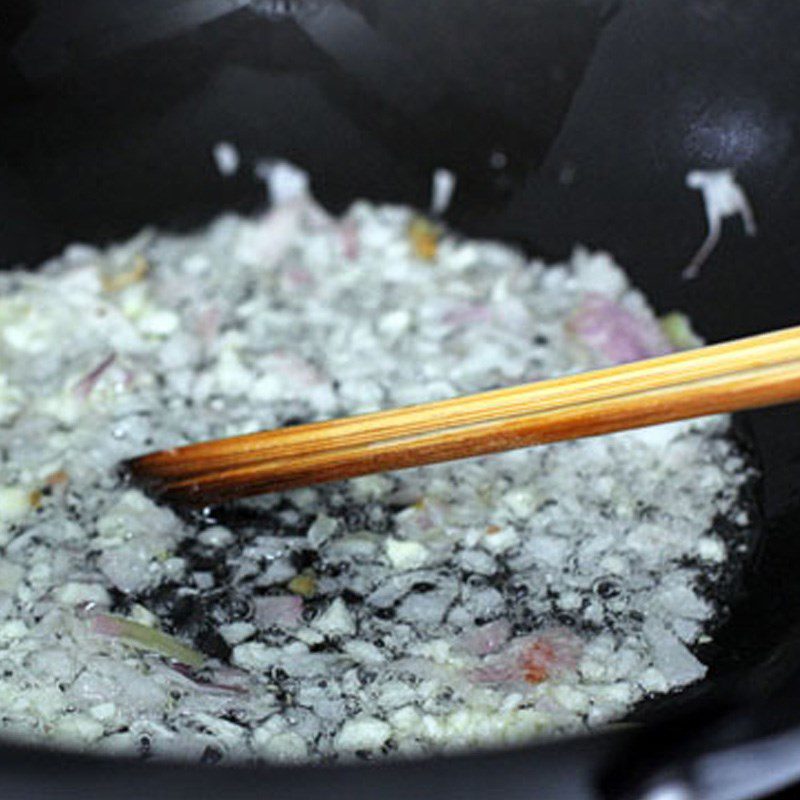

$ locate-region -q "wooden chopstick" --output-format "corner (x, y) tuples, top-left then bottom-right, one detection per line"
(131, 325), (800, 477)
(125, 325), (800, 505)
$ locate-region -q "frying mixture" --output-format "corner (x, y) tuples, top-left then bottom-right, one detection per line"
(0, 169), (753, 763)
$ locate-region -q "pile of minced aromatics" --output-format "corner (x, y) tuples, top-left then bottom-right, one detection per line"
(0, 169), (753, 764)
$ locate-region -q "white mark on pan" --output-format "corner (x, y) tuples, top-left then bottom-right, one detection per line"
(682, 169), (757, 280)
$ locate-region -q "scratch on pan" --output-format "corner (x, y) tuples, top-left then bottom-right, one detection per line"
(682, 169), (757, 280)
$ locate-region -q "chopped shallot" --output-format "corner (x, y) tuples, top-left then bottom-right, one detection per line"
(86, 610), (205, 669)
(570, 294), (673, 365)
(442, 302), (492, 327)
(168, 662), (249, 695)
(74, 353), (116, 399)
(472, 629), (582, 686)
(194, 306), (221, 347)
(660, 312), (703, 351)
(253, 595), (304, 629)
(459, 619), (511, 656)
(235, 206), (304, 270)
(264, 351), (326, 388)
(683, 169), (757, 280)
(281, 265), (315, 289)
(339, 218), (360, 261)
(212, 141), (240, 177)
(0, 168), (751, 762)
(255, 160), (310, 206)
(430, 168), (457, 216)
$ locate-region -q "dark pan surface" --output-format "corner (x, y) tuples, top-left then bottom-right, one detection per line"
(2, 1), (800, 797)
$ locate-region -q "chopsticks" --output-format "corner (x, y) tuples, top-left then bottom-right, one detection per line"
(125, 325), (800, 505)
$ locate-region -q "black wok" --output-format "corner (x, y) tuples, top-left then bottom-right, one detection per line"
(2, 2), (800, 798)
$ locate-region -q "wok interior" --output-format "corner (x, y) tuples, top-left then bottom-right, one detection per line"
(2, 0), (800, 780)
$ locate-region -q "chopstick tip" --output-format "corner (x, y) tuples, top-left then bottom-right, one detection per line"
(118, 454), (178, 504)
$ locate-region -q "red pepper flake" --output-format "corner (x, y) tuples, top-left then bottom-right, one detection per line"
(520, 638), (557, 684)
(520, 629), (582, 684)
(45, 470), (69, 487)
(471, 628), (583, 686)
